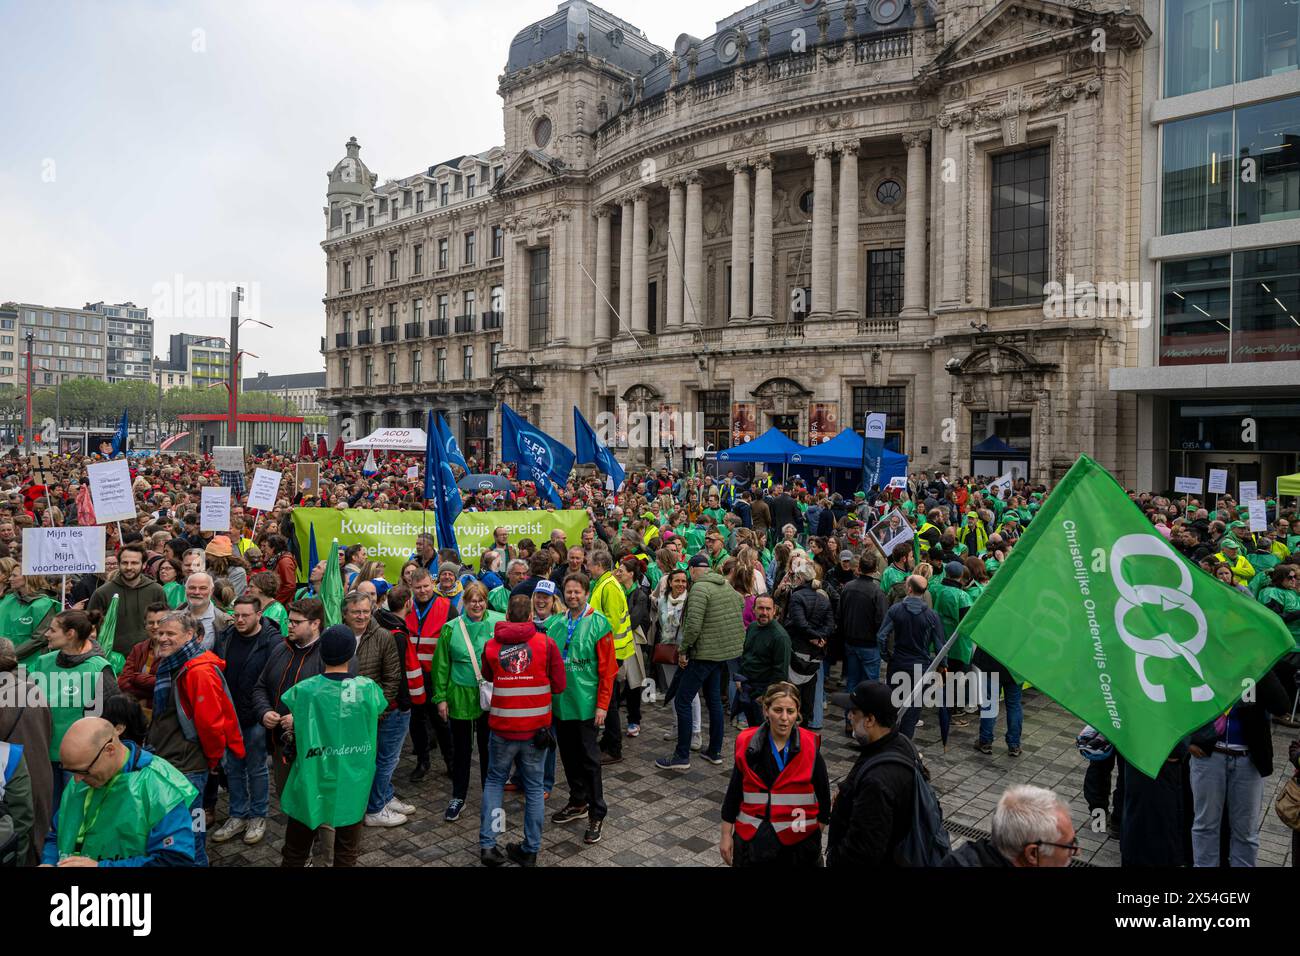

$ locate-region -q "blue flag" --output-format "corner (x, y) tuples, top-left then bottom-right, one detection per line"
(501, 402), (574, 508)
(110, 410), (129, 457)
(573, 407), (625, 489)
(308, 522), (319, 579)
(861, 413), (886, 495)
(433, 413), (469, 473)
(425, 410), (462, 556)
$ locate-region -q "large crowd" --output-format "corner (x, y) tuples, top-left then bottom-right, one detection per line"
(0, 448), (1297, 869)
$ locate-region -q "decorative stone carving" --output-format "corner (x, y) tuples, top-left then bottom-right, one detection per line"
(668, 146), (696, 166)
(814, 113), (855, 133)
(844, 0), (858, 38)
(732, 130), (767, 149)
(901, 129), (930, 149)
(668, 53), (680, 87)
(816, 4), (831, 44)
(703, 196), (726, 239)
(758, 19), (771, 57)
(686, 46), (698, 82)
(808, 143), (835, 161)
(576, 31), (587, 53)
(752, 376), (812, 416)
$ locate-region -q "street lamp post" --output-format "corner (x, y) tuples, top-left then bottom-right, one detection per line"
(24, 331), (33, 449)
(227, 288), (244, 444)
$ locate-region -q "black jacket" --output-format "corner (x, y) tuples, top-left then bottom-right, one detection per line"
(213, 617), (278, 727)
(766, 494), (803, 534)
(940, 837), (1012, 867)
(878, 596), (945, 664)
(826, 730), (918, 867)
(1188, 670), (1290, 778)
(785, 583), (833, 659)
(373, 607), (416, 711)
(838, 577), (888, 648)
(250, 636), (358, 753)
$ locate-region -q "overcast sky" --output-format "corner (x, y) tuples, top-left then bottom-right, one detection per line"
(0, 0), (723, 376)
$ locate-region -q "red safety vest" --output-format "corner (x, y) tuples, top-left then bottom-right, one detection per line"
(733, 726), (820, 846)
(405, 596), (452, 673)
(484, 632), (553, 736)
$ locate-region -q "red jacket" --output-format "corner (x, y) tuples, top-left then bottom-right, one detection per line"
(272, 553), (297, 605)
(176, 651), (246, 768)
(119, 640), (159, 711)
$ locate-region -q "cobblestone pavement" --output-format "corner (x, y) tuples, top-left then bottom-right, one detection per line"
(209, 676), (1296, 868)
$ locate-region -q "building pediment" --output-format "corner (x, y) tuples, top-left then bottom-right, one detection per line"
(495, 149), (566, 194)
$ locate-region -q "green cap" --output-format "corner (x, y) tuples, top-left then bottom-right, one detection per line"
(1221, 537), (1240, 550)
(1227, 520), (1246, 530)
(854, 492), (866, 499)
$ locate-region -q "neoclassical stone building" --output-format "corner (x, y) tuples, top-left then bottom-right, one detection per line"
(322, 0), (1152, 484)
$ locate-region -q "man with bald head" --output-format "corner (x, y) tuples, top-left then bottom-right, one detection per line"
(41, 717), (197, 867)
(875, 574), (946, 739)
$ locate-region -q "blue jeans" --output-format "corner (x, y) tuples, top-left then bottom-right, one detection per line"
(480, 733), (546, 853)
(184, 771), (209, 867)
(977, 672), (1022, 748)
(674, 659), (725, 760)
(810, 661), (826, 730)
(224, 722), (269, 819)
(367, 710), (412, 814)
(842, 646), (882, 703)
(1190, 751), (1264, 867)
(510, 722), (556, 792)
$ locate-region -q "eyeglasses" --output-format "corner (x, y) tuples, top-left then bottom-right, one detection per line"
(1027, 838), (1079, 858)
(64, 737), (113, 776)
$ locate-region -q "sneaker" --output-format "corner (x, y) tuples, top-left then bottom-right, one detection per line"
(583, 818), (604, 845)
(951, 716), (971, 728)
(655, 755), (691, 771)
(363, 807), (409, 828)
(690, 733), (702, 752)
(626, 723), (640, 737)
(699, 752), (723, 766)
(211, 817), (246, 844)
(973, 740), (992, 755)
(553, 802), (588, 824)
(443, 798), (465, 822)
(242, 818), (267, 846)
(600, 752), (623, 766)
(661, 728), (677, 741)
(1007, 745), (1022, 757)
(481, 846), (507, 867)
(386, 796), (416, 816)
(505, 841), (537, 867)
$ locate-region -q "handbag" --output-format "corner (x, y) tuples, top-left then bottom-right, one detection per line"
(459, 618), (493, 712)
(1275, 776), (1300, 831)
(653, 642), (680, 666)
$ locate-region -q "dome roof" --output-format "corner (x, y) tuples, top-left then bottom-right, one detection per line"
(327, 136), (377, 199)
(505, 0), (665, 77)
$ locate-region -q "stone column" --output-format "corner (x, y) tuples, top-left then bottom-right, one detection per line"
(631, 189), (649, 335)
(618, 198), (634, 338)
(594, 206), (612, 343)
(752, 156), (773, 322)
(835, 141), (860, 319)
(728, 161), (751, 322)
(901, 130), (931, 319)
(683, 172), (704, 327)
(666, 178), (685, 328)
(809, 144), (835, 318)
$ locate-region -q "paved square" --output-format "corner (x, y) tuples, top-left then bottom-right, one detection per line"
(210, 680), (1296, 868)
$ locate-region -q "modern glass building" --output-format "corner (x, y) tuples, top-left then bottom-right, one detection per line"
(1111, 0), (1299, 494)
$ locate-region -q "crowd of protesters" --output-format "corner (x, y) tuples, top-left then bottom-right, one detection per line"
(0, 447), (1296, 868)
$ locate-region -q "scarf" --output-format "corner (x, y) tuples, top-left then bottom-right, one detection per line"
(438, 581), (464, 600)
(658, 590), (687, 643)
(153, 638), (205, 718)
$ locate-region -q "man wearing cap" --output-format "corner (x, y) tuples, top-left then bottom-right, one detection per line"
(1214, 538), (1255, 587)
(825, 681), (922, 867)
(278, 623), (386, 867)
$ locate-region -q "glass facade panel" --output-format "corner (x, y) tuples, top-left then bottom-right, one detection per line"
(1235, 97), (1300, 226)
(1166, 0), (1236, 96)
(1161, 111), (1233, 234)
(1160, 254), (1232, 364)
(1239, 0), (1299, 82)
(989, 145), (1050, 306)
(1231, 244), (1300, 361)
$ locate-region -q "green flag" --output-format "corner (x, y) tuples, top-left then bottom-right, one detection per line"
(98, 593), (125, 675)
(954, 455), (1294, 778)
(322, 536), (343, 627)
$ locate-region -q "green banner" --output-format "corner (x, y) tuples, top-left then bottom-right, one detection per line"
(291, 508), (590, 583)
(955, 455), (1294, 778)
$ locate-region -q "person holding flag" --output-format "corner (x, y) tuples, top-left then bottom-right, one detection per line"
(574, 407), (625, 491)
(109, 410), (129, 458)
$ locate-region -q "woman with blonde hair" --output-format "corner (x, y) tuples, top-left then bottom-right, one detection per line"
(0, 567), (59, 661)
(720, 681), (829, 867)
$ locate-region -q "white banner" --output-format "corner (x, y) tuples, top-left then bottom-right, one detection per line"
(201, 486), (232, 532)
(86, 459), (137, 523)
(864, 413), (887, 441)
(406, 465), (418, 480)
(1239, 481), (1258, 504)
(868, 508), (914, 557)
(1247, 499), (1268, 532)
(247, 467), (283, 511)
(213, 445), (245, 472)
(22, 526), (105, 576)
(1207, 469), (1228, 494)
(1173, 476), (1203, 495)
(888, 476), (908, 489)
(988, 473), (1014, 495)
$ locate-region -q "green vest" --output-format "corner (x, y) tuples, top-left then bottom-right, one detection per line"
(881, 565), (908, 595)
(55, 747), (196, 863)
(487, 585), (510, 614)
(441, 612), (502, 687)
(1259, 587), (1300, 646)
(27, 651), (112, 761)
(931, 580), (974, 664)
(263, 602), (289, 637)
(163, 581), (187, 609)
(280, 674), (386, 829)
(547, 609), (612, 721)
(0, 592), (57, 652)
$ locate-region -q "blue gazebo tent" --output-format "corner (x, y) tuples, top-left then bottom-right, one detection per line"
(788, 428), (909, 484)
(717, 427), (805, 464)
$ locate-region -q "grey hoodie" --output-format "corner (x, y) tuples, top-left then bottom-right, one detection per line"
(876, 595), (944, 664)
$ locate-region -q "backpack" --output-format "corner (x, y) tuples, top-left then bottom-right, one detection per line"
(173, 661), (237, 744)
(853, 739), (951, 867)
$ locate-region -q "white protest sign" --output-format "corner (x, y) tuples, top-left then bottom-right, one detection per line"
(247, 467), (283, 511)
(22, 526), (105, 576)
(201, 486), (232, 532)
(887, 476), (908, 489)
(86, 459), (137, 523)
(406, 465), (418, 480)
(988, 473), (1014, 495)
(1207, 469), (1228, 494)
(1239, 481), (1258, 504)
(1173, 476), (1203, 495)
(213, 446), (245, 472)
(1247, 499), (1267, 532)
